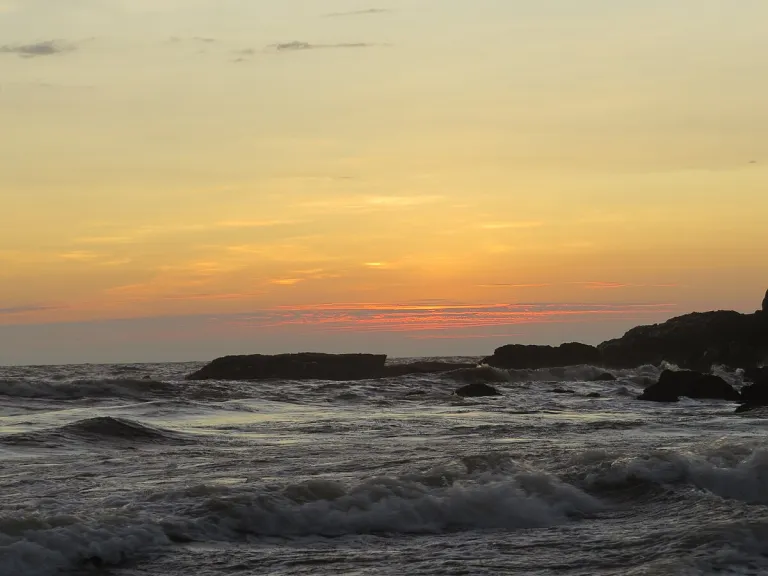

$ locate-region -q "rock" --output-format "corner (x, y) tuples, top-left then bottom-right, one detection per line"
(552, 388), (575, 394)
(187, 355), (481, 381)
(585, 392), (602, 398)
(763, 289), (768, 313)
(186, 353), (387, 381)
(638, 370), (741, 403)
(454, 383), (502, 397)
(737, 375), (768, 410)
(589, 372), (617, 382)
(744, 366), (768, 383)
(483, 343), (601, 369)
(599, 310), (768, 370)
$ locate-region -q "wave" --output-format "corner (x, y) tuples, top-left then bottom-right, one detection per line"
(160, 473), (602, 540)
(0, 454), (603, 574)
(564, 442), (768, 505)
(0, 377), (175, 400)
(447, 364), (660, 386)
(0, 515), (169, 576)
(1, 417), (191, 446)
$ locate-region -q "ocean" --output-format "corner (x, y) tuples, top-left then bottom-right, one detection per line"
(1, 359), (767, 575)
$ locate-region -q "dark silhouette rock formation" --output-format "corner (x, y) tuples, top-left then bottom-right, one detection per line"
(739, 379), (768, 407)
(186, 354), (479, 381)
(187, 353), (388, 381)
(638, 370), (740, 403)
(454, 382), (502, 397)
(763, 289), (768, 313)
(483, 343), (601, 369)
(599, 310), (768, 370)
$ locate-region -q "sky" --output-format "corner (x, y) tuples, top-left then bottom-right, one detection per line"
(1, 0), (767, 365)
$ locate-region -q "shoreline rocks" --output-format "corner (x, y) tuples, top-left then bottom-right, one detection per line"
(638, 370), (741, 403)
(186, 354), (478, 381)
(187, 353), (388, 381)
(483, 343), (601, 369)
(599, 310), (768, 370)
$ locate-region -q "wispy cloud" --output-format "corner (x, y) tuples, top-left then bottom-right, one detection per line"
(576, 282), (681, 290)
(0, 304), (63, 316)
(296, 194), (443, 213)
(0, 40), (76, 58)
(324, 8), (390, 17)
(270, 41), (376, 52)
(479, 221), (544, 230)
(219, 302), (679, 334)
(478, 283), (552, 289)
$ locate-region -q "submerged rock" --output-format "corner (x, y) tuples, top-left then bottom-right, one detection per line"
(483, 343), (601, 369)
(589, 372), (617, 382)
(187, 353), (388, 381)
(454, 383), (502, 397)
(638, 370), (741, 403)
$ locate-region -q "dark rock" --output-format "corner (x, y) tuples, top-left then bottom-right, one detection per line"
(638, 370), (741, 403)
(552, 388), (575, 394)
(738, 376), (768, 409)
(585, 392), (602, 398)
(599, 310), (768, 370)
(763, 289), (768, 313)
(589, 372), (617, 382)
(187, 353), (387, 381)
(744, 366), (768, 384)
(483, 343), (601, 369)
(454, 383), (502, 397)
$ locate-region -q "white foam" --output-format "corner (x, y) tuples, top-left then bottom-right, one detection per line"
(162, 471), (603, 540)
(572, 443), (768, 504)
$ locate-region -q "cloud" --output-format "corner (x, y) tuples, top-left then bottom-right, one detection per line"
(220, 302), (679, 334)
(324, 8), (390, 17)
(479, 221), (544, 230)
(576, 282), (681, 290)
(0, 305), (62, 316)
(0, 40), (75, 58)
(478, 283), (552, 289)
(270, 41), (375, 52)
(296, 194), (443, 213)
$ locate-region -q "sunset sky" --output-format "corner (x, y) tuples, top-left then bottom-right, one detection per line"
(1, 0), (767, 364)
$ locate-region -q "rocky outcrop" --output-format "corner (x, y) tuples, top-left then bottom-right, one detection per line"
(638, 370), (741, 403)
(763, 289), (768, 313)
(483, 343), (601, 369)
(187, 353), (388, 381)
(186, 354), (480, 381)
(454, 383), (502, 397)
(599, 310), (768, 370)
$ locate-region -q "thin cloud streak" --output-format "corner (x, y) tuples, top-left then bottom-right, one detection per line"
(324, 8), (390, 17)
(270, 41), (376, 52)
(0, 40), (75, 58)
(223, 302), (679, 334)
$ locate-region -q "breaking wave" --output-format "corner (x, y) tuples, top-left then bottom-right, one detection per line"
(564, 442), (768, 504)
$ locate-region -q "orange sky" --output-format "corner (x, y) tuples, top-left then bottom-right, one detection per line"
(1, 1), (767, 364)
